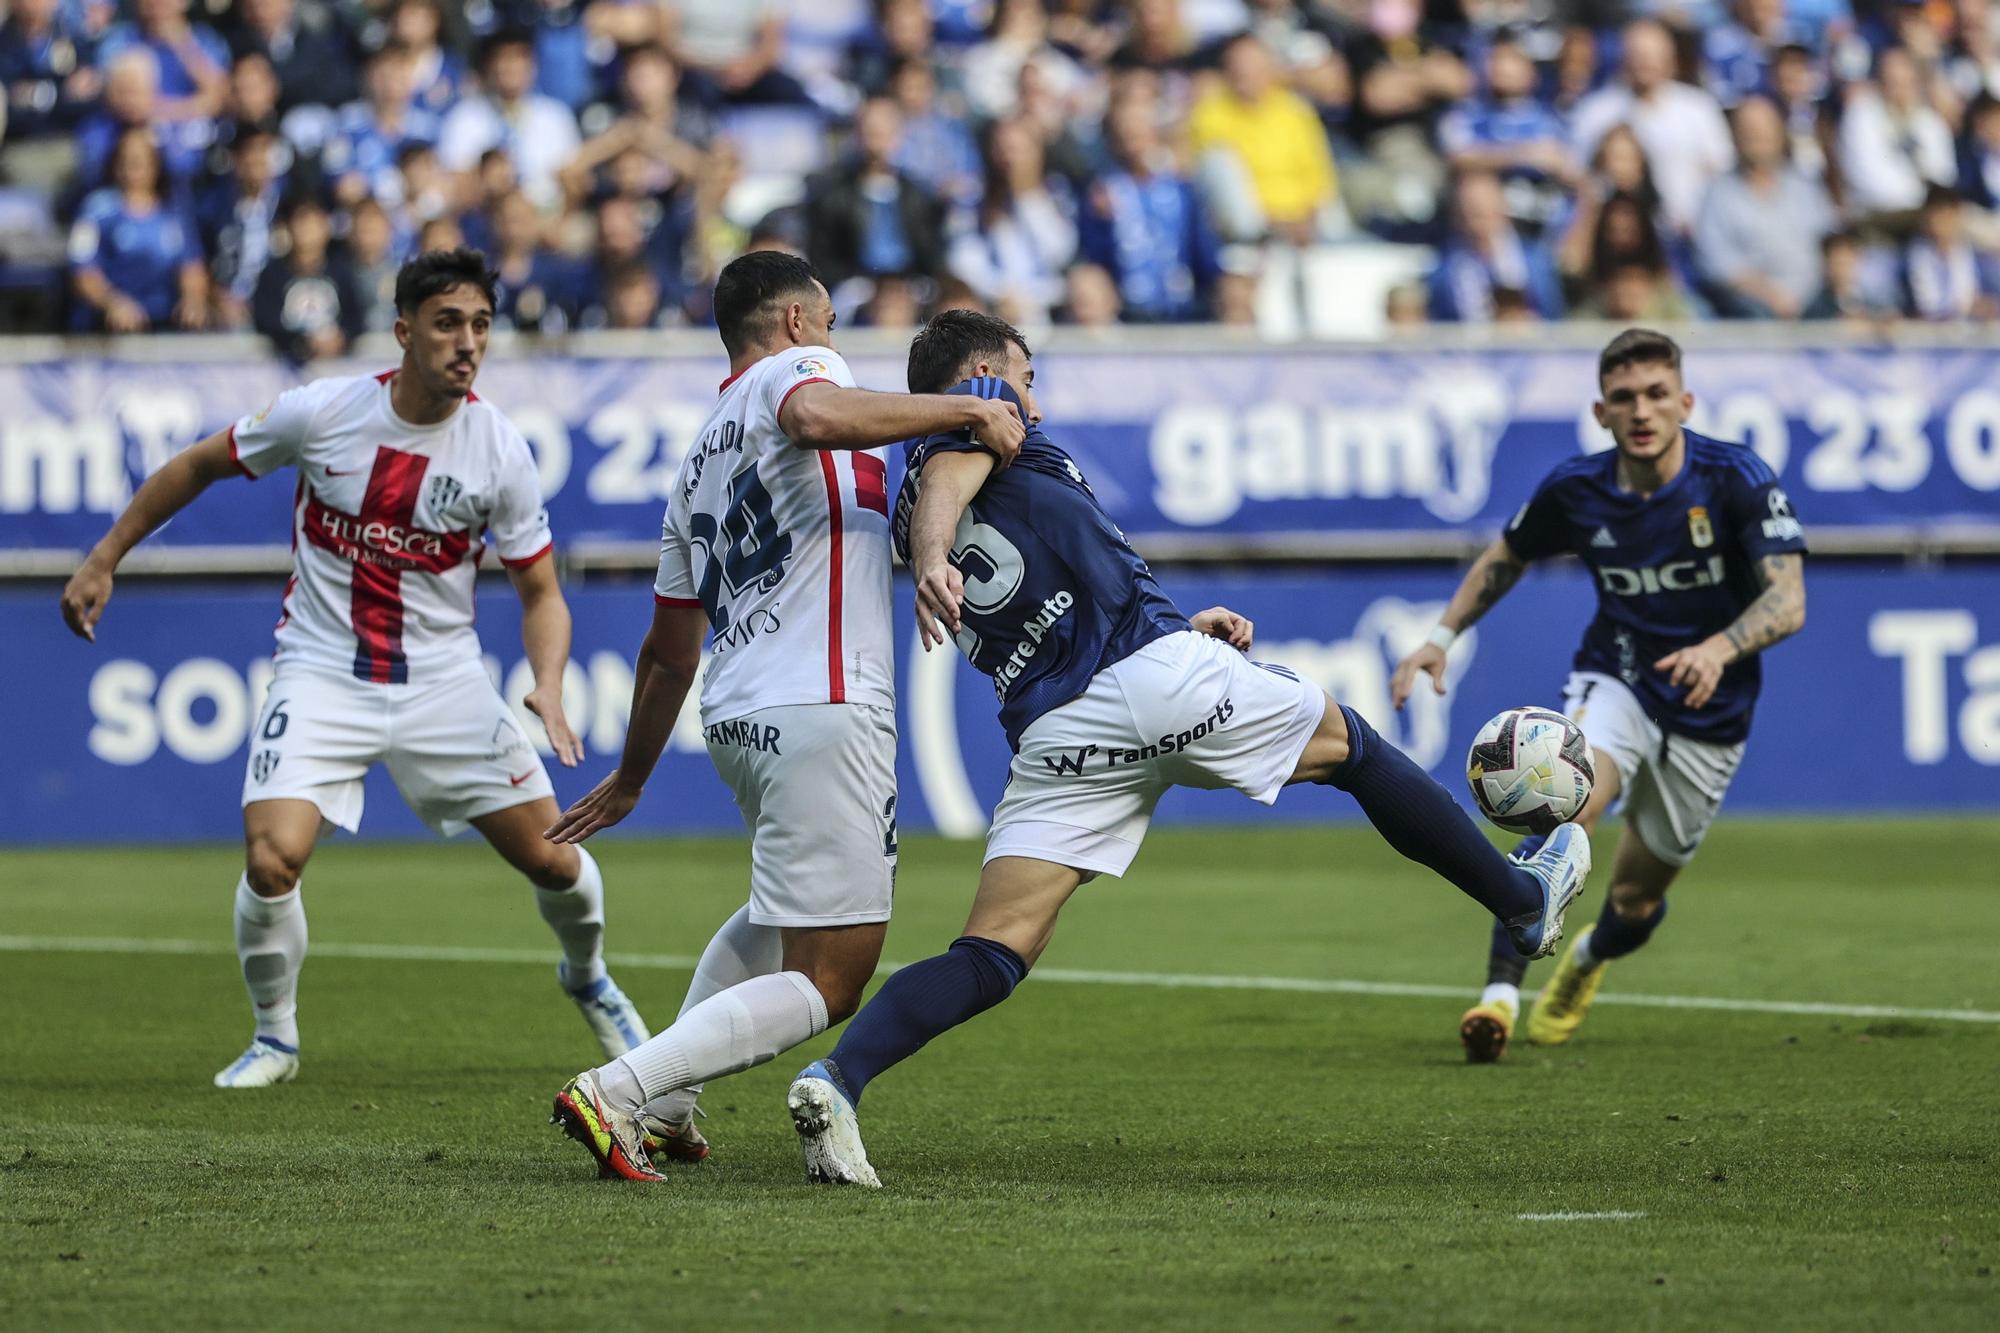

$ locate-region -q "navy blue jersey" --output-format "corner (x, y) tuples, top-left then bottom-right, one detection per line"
(893, 377), (1190, 749)
(1503, 430), (1808, 744)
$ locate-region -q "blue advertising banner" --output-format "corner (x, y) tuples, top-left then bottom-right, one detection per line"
(5, 565), (1994, 845)
(2, 344), (1998, 554)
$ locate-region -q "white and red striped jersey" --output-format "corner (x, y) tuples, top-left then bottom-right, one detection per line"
(229, 371), (553, 684)
(655, 345), (894, 723)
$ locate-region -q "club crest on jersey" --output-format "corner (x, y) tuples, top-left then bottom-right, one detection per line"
(1687, 505), (1714, 548)
(251, 750), (280, 783)
(793, 357), (830, 378)
(428, 474), (464, 513)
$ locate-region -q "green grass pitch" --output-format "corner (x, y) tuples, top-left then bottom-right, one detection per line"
(2, 818), (1995, 1330)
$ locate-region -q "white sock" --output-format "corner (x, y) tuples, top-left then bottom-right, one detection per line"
(1480, 982), (1519, 1010)
(600, 971), (829, 1112)
(234, 876), (306, 1050)
(640, 905), (782, 1125)
(1573, 934), (1600, 972)
(537, 847), (606, 990)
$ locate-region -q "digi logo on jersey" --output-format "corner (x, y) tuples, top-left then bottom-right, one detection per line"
(1595, 555), (1728, 596)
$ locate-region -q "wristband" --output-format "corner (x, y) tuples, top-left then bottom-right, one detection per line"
(1426, 625), (1458, 652)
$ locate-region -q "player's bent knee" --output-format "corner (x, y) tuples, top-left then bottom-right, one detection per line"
(244, 838), (307, 897)
(1608, 881), (1665, 918)
(520, 843), (580, 891)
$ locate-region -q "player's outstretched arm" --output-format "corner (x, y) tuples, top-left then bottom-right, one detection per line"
(1656, 552), (1806, 709)
(508, 555), (583, 768)
(908, 449), (998, 651)
(779, 382), (1025, 465)
(546, 602), (706, 843)
(1390, 536), (1529, 709)
(59, 429), (242, 641)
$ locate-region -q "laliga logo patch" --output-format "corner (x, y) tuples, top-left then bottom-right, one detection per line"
(1687, 505), (1714, 548)
(428, 473), (464, 513)
(793, 357), (830, 378)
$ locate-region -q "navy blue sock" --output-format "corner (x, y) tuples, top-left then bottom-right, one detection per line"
(825, 935), (1027, 1106)
(1589, 897), (1667, 961)
(1326, 705), (1541, 922)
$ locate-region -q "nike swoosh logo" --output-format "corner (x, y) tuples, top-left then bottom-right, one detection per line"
(326, 467), (357, 476)
(509, 770), (535, 786)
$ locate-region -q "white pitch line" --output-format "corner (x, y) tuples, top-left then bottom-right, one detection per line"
(1517, 1211), (1647, 1222)
(1, 935), (1997, 1025)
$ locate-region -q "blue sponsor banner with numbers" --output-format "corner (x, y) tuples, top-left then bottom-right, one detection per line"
(4, 565), (1994, 845)
(2, 345), (1997, 555)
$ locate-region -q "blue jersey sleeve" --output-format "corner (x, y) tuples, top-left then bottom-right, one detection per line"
(1723, 450), (1808, 559)
(914, 376), (1019, 462)
(1501, 468), (1572, 560)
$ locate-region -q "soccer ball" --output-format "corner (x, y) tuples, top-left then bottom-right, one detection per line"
(1465, 707), (1595, 835)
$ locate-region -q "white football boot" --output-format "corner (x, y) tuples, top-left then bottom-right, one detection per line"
(212, 1036), (300, 1089)
(788, 1061), (881, 1188)
(559, 963), (650, 1058)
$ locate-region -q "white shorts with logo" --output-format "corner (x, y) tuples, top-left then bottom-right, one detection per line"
(706, 702), (898, 928)
(1563, 671), (1747, 868)
(986, 630), (1328, 878)
(242, 662), (555, 837)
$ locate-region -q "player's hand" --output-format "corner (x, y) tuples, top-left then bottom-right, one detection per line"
(524, 686), (584, 767)
(1190, 606), (1253, 651)
(1391, 643), (1449, 710)
(545, 771), (641, 843)
(967, 398), (1025, 466)
(1654, 638), (1733, 709)
(914, 562), (965, 652)
(60, 558), (114, 642)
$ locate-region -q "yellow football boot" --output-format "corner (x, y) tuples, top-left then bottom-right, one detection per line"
(1459, 994), (1519, 1064)
(1526, 927), (1607, 1046)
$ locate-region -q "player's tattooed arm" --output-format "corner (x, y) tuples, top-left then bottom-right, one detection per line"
(1391, 538), (1527, 708)
(1721, 553), (1807, 659)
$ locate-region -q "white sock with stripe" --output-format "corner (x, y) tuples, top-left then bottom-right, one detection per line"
(234, 876), (306, 1050)
(640, 905), (783, 1125)
(537, 847), (606, 991)
(599, 972), (828, 1112)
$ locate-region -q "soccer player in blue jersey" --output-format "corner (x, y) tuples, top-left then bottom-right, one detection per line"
(782, 310), (1596, 1186)
(1390, 328), (1809, 1063)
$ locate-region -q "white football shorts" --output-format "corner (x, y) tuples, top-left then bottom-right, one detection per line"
(241, 662), (554, 837)
(985, 630), (1327, 878)
(706, 702), (898, 928)
(1562, 671), (1747, 867)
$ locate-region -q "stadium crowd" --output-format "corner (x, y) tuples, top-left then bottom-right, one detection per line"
(3, 0), (1999, 349)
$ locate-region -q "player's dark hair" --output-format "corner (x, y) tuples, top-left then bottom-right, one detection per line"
(906, 308), (1032, 394)
(394, 247), (499, 316)
(1597, 327), (1681, 384)
(712, 249), (821, 356)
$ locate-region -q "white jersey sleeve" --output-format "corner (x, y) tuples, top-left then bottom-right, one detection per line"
(655, 506), (698, 604)
(230, 381), (330, 479)
(757, 347), (856, 426)
(486, 425), (554, 567)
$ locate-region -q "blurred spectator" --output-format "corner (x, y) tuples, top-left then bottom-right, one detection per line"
(1437, 37), (1577, 226)
(231, 0), (354, 113)
(388, 0), (467, 116)
(347, 195), (400, 331)
(888, 57), (982, 210)
(1189, 33), (1342, 244)
(856, 272), (922, 328)
(1571, 19), (1735, 234)
(510, 0), (601, 113)
(1, 0), (102, 185)
(221, 48), (280, 132)
(1047, 0), (1121, 71)
(198, 125), (283, 326)
(1960, 93), (2000, 207)
(1584, 258), (1693, 321)
(1903, 183), (2000, 317)
(665, 0), (806, 106)
(1769, 42), (1830, 180)
(1112, 0), (1203, 123)
(1060, 259), (1122, 327)
(1427, 167), (1563, 321)
(804, 97), (947, 293)
(416, 213), (464, 252)
(1242, 0), (1351, 123)
(601, 258), (663, 328)
(393, 141), (453, 232)
(851, 0), (942, 98)
(438, 32), (581, 209)
(1342, 0), (1470, 229)
(580, 193), (667, 325)
(1549, 25), (1600, 120)
(1384, 279), (1427, 329)
(1703, 0), (1806, 110)
(253, 194), (363, 360)
(487, 187), (577, 330)
(1696, 96), (1836, 317)
(95, 0), (228, 124)
(948, 115), (1077, 324)
(559, 46), (706, 208)
(69, 126), (206, 332)
(1078, 91), (1217, 321)
(1564, 189), (1686, 312)
(1804, 228), (1900, 320)
(964, 0), (1091, 123)
(1946, 0), (2000, 105)
(1839, 45), (1957, 221)
(322, 44), (441, 209)
(79, 47), (208, 187)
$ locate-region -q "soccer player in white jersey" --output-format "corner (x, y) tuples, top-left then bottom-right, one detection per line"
(541, 251), (1025, 1181)
(58, 249), (650, 1089)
